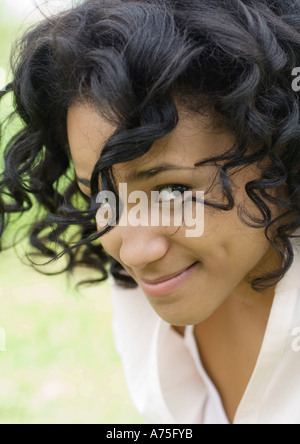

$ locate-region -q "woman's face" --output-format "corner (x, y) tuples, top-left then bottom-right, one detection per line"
(68, 103), (281, 326)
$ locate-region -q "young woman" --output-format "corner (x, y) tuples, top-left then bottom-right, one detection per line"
(1, 0), (300, 424)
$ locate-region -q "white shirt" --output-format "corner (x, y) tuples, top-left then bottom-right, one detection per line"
(110, 241), (300, 424)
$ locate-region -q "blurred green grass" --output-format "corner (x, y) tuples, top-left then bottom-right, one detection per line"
(0, 248), (146, 424)
(0, 2), (145, 424)
(0, 3), (17, 70)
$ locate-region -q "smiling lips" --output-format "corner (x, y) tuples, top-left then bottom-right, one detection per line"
(139, 262), (199, 296)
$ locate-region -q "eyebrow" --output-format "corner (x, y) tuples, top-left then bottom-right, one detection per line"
(77, 177), (91, 187)
(124, 164), (196, 182)
(76, 164), (195, 188)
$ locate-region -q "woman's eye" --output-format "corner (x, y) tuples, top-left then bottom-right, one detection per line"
(157, 184), (190, 201)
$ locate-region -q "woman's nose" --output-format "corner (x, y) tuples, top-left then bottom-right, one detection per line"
(119, 225), (170, 270)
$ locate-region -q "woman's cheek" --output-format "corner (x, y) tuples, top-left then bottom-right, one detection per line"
(99, 228), (122, 262)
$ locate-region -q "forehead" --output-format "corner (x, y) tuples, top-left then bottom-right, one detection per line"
(67, 104), (115, 181)
(67, 103), (235, 182)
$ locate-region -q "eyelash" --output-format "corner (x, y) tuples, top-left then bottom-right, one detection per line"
(155, 183), (192, 196)
(79, 183), (192, 204)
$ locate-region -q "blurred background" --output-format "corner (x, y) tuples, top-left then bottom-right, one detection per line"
(0, 0), (145, 424)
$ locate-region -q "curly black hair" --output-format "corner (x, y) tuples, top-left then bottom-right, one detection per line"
(1, 0), (300, 290)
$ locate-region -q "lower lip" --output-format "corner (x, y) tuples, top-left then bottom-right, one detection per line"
(140, 262), (199, 296)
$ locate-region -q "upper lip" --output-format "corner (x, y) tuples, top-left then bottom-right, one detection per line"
(139, 263), (197, 285)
